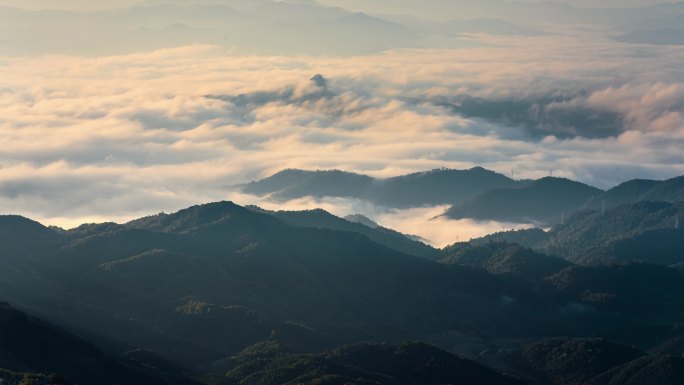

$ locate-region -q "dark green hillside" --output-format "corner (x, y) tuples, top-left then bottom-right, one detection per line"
(4, 199), (684, 382)
(652, 336), (684, 357)
(0, 369), (72, 385)
(223, 341), (526, 385)
(439, 242), (571, 282)
(468, 201), (684, 266)
(472, 228), (551, 248)
(445, 177), (603, 225)
(8, 201), (543, 368)
(251, 207), (438, 259)
(585, 175), (684, 210)
(0, 303), (198, 385)
(541, 201), (684, 265)
(584, 179), (660, 209)
(543, 263), (684, 317)
(0, 215), (62, 257)
(510, 338), (645, 385)
(585, 355), (684, 385)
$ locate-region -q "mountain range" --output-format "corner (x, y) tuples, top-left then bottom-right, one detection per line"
(240, 167), (523, 208)
(5, 0), (684, 55)
(2, 195), (684, 383)
(241, 167), (684, 226)
(475, 201), (684, 266)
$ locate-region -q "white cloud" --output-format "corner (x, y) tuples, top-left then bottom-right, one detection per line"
(1, 35), (683, 238)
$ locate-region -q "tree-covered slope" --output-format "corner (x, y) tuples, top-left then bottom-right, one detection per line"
(0, 303), (198, 385)
(439, 241), (571, 282)
(445, 177), (603, 225)
(250, 207), (438, 259)
(222, 341), (526, 385)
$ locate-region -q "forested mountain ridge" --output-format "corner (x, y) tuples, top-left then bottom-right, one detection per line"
(240, 167), (522, 208)
(2, 197), (684, 384)
(242, 167), (684, 226)
(473, 201), (684, 266)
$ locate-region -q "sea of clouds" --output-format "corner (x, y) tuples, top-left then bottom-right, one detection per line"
(2, 31), (684, 244)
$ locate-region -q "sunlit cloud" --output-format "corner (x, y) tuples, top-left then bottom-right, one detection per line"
(1, 34), (683, 236)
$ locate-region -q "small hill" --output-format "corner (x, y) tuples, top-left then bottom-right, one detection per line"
(541, 201), (684, 265)
(439, 242), (571, 281)
(510, 338), (645, 385)
(586, 354), (684, 385)
(0, 303), (197, 385)
(471, 228), (550, 249)
(468, 201), (684, 266)
(585, 176), (684, 210)
(652, 336), (684, 357)
(253, 207), (438, 259)
(0, 369), (72, 385)
(445, 177), (603, 225)
(543, 263), (684, 317)
(224, 341), (526, 385)
(0, 215), (62, 257)
(125, 201), (284, 235)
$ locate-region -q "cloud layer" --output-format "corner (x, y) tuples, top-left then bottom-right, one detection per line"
(1, 33), (684, 238)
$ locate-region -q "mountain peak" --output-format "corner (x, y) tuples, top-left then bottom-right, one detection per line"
(125, 201), (250, 233)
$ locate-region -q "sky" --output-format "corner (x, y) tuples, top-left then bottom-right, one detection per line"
(1, 0), (684, 244)
(0, 0), (672, 11)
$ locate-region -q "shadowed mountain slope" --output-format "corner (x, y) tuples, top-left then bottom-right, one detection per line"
(585, 176), (684, 210)
(0, 303), (198, 385)
(2, 202), (544, 368)
(586, 355), (684, 385)
(223, 341), (526, 385)
(3, 200), (684, 378)
(468, 201), (684, 266)
(445, 177), (603, 225)
(542, 201), (684, 265)
(248, 207), (438, 259)
(439, 242), (572, 282)
(510, 338), (645, 385)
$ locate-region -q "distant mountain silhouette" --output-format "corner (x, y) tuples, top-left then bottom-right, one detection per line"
(241, 167), (521, 208)
(617, 29), (684, 45)
(441, 18), (546, 36)
(585, 175), (684, 210)
(445, 177), (603, 225)
(344, 213), (380, 228)
(241, 168), (684, 228)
